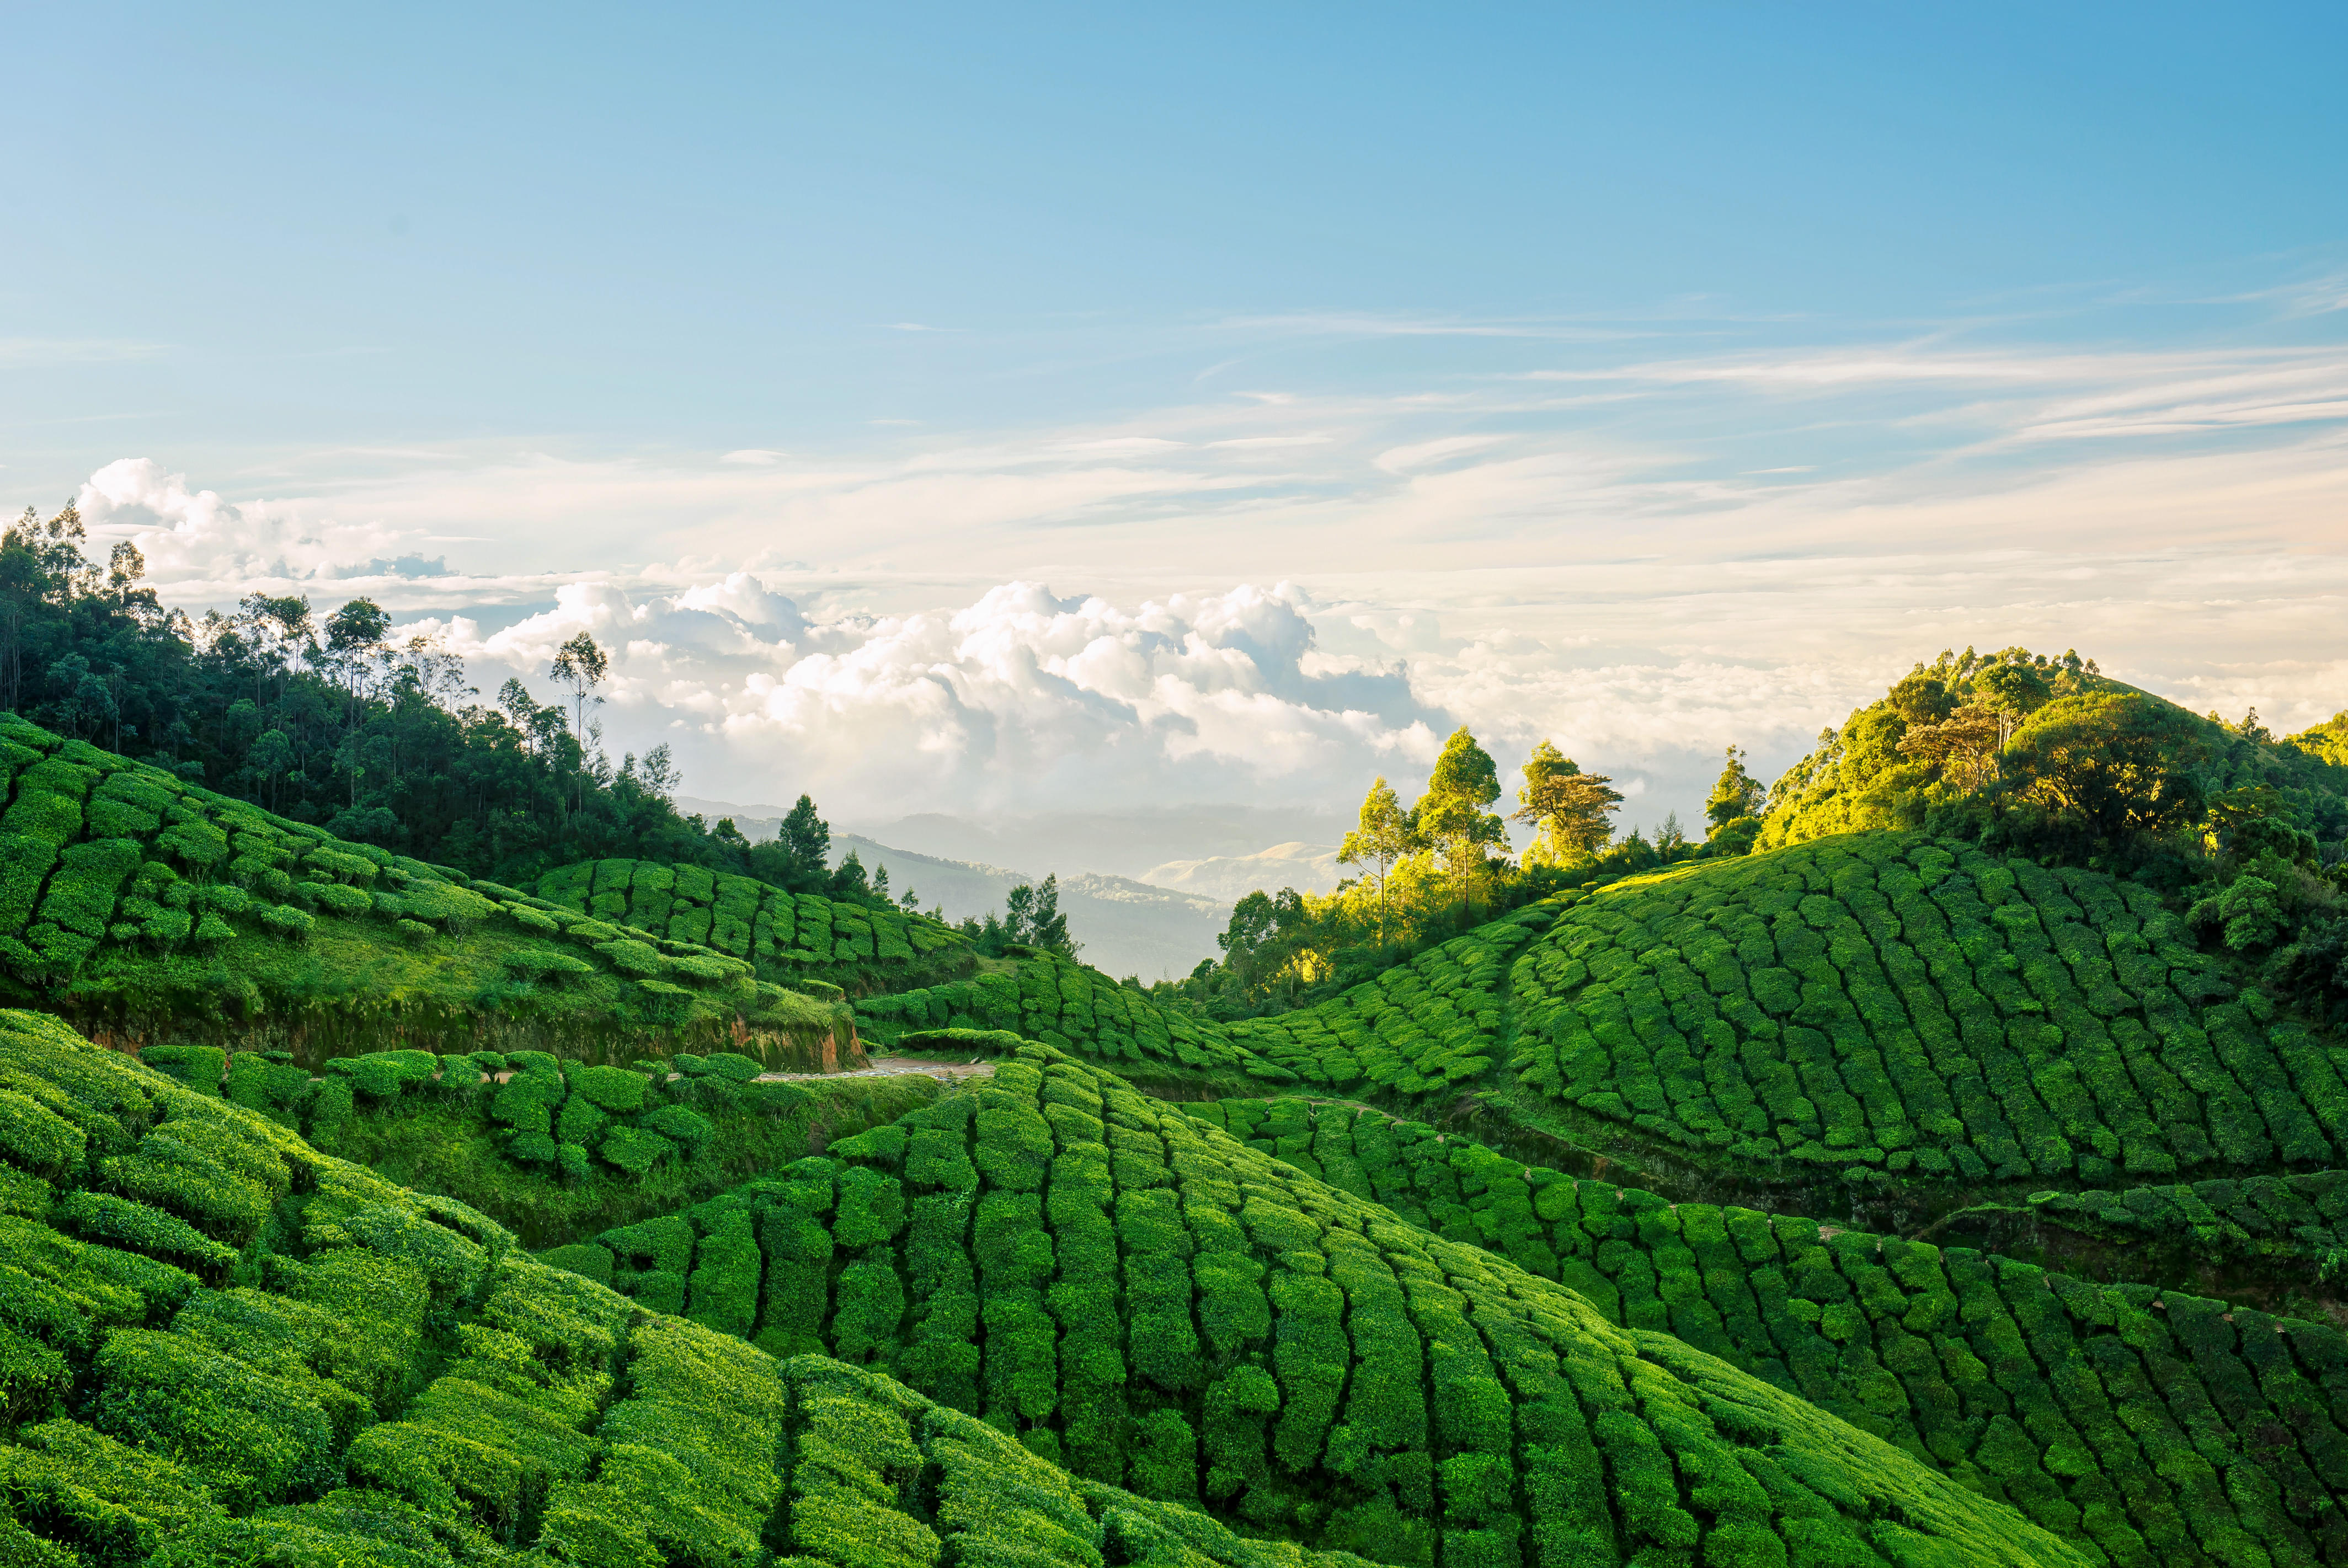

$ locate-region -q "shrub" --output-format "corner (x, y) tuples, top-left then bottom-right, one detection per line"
(257, 904), (314, 940)
(595, 939), (665, 977)
(598, 1125), (675, 1176)
(307, 882), (373, 918)
(565, 1064), (648, 1114)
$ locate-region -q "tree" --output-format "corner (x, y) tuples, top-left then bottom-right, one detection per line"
(773, 795), (831, 891)
(1703, 746), (1765, 837)
(1977, 661), (2054, 747)
(1420, 727), (1507, 922)
(1003, 881), (1037, 942)
(1887, 672), (1955, 727)
(1895, 703), (2005, 792)
(2003, 692), (2207, 840)
(549, 633), (609, 749)
(830, 849), (870, 900)
(1513, 739), (1622, 868)
(1337, 776), (1413, 948)
(1027, 874), (1074, 956)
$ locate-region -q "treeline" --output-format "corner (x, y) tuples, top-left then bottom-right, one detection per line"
(1163, 645), (2348, 1025)
(0, 500), (886, 900)
(1148, 729), (1765, 1018)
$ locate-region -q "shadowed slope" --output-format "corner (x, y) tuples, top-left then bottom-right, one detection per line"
(1189, 1093), (2348, 1568)
(553, 1044), (2085, 1568)
(0, 1008), (1389, 1568)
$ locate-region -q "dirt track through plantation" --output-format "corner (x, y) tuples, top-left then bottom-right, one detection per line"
(757, 1055), (996, 1085)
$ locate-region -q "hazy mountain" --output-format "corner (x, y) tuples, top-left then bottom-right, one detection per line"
(1139, 841), (1344, 902)
(670, 799), (1234, 979)
(838, 806), (1352, 880)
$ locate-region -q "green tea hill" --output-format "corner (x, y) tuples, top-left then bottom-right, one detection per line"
(0, 1012), (2083, 1568)
(0, 1009), (1443, 1568)
(872, 831), (2348, 1208)
(0, 714), (852, 1067)
(130, 1039), (938, 1247)
(1506, 832), (2340, 1189)
(547, 1041), (2086, 1568)
(1186, 1093), (2348, 1568)
(533, 856), (973, 994)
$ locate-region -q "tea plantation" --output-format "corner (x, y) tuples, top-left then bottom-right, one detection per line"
(534, 855), (972, 993)
(1509, 833), (2347, 1186)
(548, 1042), (2084, 1568)
(1187, 1094), (2348, 1567)
(0, 1009), (1434, 1568)
(127, 1037), (938, 1246)
(0, 714), (852, 1065)
(857, 906), (1558, 1100)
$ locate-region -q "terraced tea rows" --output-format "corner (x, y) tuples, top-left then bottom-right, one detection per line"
(1187, 1094), (2348, 1568)
(864, 909), (1554, 1100)
(119, 1039), (932, 1246)
(0, 1011), (1401, 1568)
(535, 855), (970, 991)
(856, 949), (1279, 1083)
(1511, 832), (2348, 1185)
(0, 714), (844, 1057)
(549, 1043), (2082, 1568)
(2016, 1173), (2348, 1275)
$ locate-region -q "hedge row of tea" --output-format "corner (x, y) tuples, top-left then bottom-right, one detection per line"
(547, 1043), (2080, 1568)
(1186, 1094), (2348, 1568)
(863, 912), (1555, 1103)
(535, 855), (970, 990)
(2016, 1173), (2348, 1274)
(1511, 832), (2348, 1185)
(0, 714), (848, 1048)
(0, 1010), (1381, 1568)
(857, 949), (1286, 1083)
(131, 1038), (820, 1184)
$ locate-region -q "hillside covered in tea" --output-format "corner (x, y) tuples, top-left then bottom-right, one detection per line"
(1, 634), (2345, 1568)
(0, 714), (915, 1067)
(0, 1013), (2085, 1568)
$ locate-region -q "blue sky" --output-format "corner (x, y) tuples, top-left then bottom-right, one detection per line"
(4, 4), (2346, 842)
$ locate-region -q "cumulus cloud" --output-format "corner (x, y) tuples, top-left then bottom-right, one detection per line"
(396, 577), (1449, 818)
(76, 457), (418, 591)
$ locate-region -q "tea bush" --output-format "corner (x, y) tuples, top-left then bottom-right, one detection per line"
(1188, 1093), (2348, 1568)
(551, 1042), (2082, 1568)
(0, 1009), (1394, 1568)
(533, 855), (971, 994)
(130, 1038), (938, 1247)
(1512, 832), (2348, 1184)
(862, 912), (1552, 1100)
(0, 714), (854, 1064)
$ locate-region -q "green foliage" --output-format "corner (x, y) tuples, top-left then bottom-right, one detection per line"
(871, 909), (1553, 1105)
(0, 719), (856, 1067)
(549, 1042), (2084, 1567)
(1198, 1090), (2348, 1568)
(533, 854), (971, 994)
(0, 1007), (1441, 1568)
(1508, 830), (2348, 1185)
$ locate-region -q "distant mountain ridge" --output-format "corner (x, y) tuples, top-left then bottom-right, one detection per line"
(670, 800), (1233, 979)
(1140, 839), (1343, 901)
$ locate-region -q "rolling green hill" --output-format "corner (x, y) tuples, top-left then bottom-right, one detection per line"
(547, 1041), (2085, 1568)
(1186, 1093), (2348, 1567)
(872, 827), (2348, 1208)
(1506, 832), (2340, 1188)
(533, 855), (974, 994)
(0, 714), (851, 1066)
(127, 1038), (938, 1247)
(0, 1009), (1420, 1568)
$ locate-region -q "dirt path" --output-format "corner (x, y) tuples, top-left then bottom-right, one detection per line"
(755, 1055), (996, 1085)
